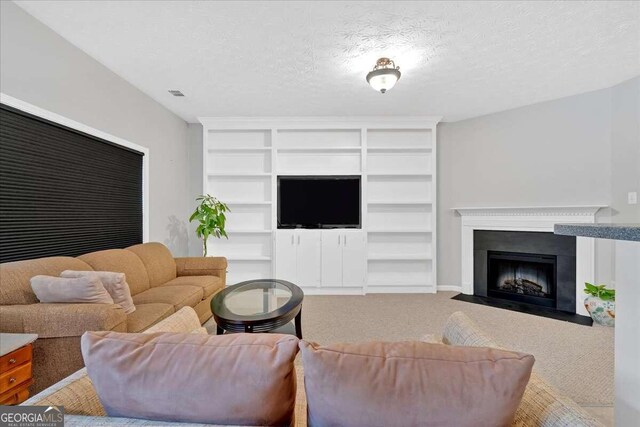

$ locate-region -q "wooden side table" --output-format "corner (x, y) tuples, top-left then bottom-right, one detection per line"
(0, 333), (38, 405)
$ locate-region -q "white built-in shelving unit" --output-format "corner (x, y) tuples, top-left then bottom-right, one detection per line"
(200, 117), (441, 294)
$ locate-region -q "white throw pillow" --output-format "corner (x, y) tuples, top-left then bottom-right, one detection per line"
(31, 275), (114, 304)
(61, 270), (136, 314)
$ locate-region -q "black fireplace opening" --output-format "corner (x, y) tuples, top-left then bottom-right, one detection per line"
(487, 251), (557, 308)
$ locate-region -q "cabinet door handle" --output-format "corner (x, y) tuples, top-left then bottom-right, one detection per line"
(344, 235), (347, 246)
(338, 235), (340, 245)
(297, 235), (300, 245)
(291, 235), (294, 245)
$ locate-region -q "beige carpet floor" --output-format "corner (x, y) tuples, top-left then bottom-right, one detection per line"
(206, 292), (615, 424)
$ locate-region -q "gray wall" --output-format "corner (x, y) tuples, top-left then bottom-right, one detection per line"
(0, 2), (191, 255)
(437, 79), (640, 289)
(610, 77), (640, 223)
(187, 123), (205, 256)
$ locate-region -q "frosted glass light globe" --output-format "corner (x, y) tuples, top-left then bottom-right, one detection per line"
(367, 71), (400, 93)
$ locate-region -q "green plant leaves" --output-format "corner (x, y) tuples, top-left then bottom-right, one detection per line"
(189, 194), (231, 256)
(584, 282), (615, 301)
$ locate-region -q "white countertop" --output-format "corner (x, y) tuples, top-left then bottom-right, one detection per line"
(0, 333), (38, 357)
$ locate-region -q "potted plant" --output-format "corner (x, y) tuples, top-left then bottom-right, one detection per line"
(583, 282), (615, 327)
(189, 194), (230, 256)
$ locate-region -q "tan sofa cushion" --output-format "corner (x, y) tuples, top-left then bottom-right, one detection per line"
(300, 340), (534, 427)
(81, 331), (299, 426)
(159, 275), (223, 298)
(131, 285), (203, 311)
(126, 303), (175, 333)
(0, 257), (94, 305)
(79, 249), (150, 295)
(30, 275), (114, 304)
(126, 243), (177, 286)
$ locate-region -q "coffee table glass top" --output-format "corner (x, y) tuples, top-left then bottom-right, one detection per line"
(223, 280), (293, 316)
(211, 279), (304, 337)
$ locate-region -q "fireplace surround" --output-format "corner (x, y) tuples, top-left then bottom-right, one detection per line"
(453, 205), (605, 321)
(474, 230), (576, 313)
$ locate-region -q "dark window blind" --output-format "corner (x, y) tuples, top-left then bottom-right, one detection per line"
(0, 104), (143, 262)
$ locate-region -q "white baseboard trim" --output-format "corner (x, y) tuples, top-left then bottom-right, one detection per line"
(436, 285), (463, 292)
(300, 286), (440, 295)
(366, 286), (435, 294)
(301, 287), (365, 296)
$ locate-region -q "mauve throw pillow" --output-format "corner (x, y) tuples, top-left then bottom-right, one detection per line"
(30, 275), (114, 304)
(300, 340), (534, 427)
(61, 270), (135, 313)
(81, 331), (299, 426)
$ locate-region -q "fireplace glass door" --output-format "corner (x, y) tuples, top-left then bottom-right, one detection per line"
(487, 251), (557, 308)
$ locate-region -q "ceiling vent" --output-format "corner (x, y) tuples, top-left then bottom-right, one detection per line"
(168, 90), (185, 97)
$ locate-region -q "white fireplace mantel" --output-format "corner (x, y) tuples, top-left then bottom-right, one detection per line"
(453, 205), (607, 316)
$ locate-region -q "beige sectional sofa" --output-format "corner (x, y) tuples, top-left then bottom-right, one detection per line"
(24, 308), (603, 427)
(0, 242), (227, 393)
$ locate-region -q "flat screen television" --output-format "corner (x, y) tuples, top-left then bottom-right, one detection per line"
(278, 176), (361, 229)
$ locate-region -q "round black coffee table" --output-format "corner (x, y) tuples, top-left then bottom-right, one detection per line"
(211, 279), (304, 338)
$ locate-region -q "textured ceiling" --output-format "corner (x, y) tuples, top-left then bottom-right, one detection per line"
(15, 1), (640, 122)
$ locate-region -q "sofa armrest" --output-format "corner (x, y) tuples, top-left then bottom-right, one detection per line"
(0, 303), (126, 338)
(174, 257), (227, 280)
(441, 311), (500, 348)
(441, 312), (604, 427)
(23, 368), (106, 416)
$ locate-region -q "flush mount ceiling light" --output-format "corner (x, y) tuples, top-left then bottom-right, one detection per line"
(366, 58), (401, 93)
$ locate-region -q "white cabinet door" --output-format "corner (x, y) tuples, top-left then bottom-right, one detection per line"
(341, 230), (366, 287)
(321, 230), (343, 287)
(275, 230), (297, 283)
(296, 230), (322, 287)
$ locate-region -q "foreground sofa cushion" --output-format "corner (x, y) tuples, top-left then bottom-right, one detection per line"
(81, 331), (299, 426)
(300, 340), (534, 427)
(31, 275), (114, 304)
(61, 270), (135, 314)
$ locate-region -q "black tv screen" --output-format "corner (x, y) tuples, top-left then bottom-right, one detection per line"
(278, 176), (361, 228)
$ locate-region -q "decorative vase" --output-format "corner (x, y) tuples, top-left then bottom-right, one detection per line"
(584, 296), (615, 327)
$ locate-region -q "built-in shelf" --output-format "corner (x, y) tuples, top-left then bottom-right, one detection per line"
(208, 147), (272, 152)
(368, 254), (432, 261)
(202, 119), (439, 296)
(368, 228), (432, 233)
(224, 201), (272, 205)
(368, 200), (432, 205)
(368, 147), (432, 152)
(207, 173), (271, 177)
(225, 229), (273, 234)
(277, 146), (361, 151)
(226, 256), (272, 261)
